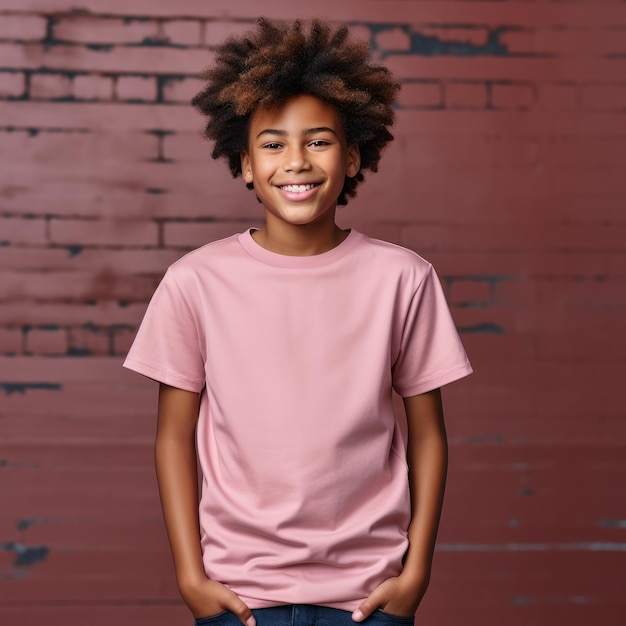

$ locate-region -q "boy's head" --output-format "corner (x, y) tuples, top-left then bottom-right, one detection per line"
(192, 18), (400, 205)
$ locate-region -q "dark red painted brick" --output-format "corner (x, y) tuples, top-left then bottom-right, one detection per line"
(537, 82), (579, 111)
(0, 70), (26, 97)
(52, 16), (159, 44)
(73, 74), (114, 101)
(203, 20), (256, 46)
(444, 81), (488, 109)
(0, 14), (47, 40)
(0, 41), (215, 74)
(162, 76), (205, 104)
(397, 81), (442, 109)
(24, 328), (68, 355)
(116, 75), (158, 102)
(0, 217), (47, 245)
(374, 27), (411, 53)
(0, 327), (22, 354)
(162, 19), (202, 46)
(581, 83), (626, 111)
(491, 83), (536, 110)
(30, 73), (73, 99)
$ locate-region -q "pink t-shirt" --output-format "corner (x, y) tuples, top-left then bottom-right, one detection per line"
(124, 229), (471, 610)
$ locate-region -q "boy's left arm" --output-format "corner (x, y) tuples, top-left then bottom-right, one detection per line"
(352, 388), (448, 621)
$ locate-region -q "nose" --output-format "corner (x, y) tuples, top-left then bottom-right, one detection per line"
(283, 144), (310, 172)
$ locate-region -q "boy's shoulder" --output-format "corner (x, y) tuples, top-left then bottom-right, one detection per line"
(167, 232), (242, 275)
(359, 232), (433, 279)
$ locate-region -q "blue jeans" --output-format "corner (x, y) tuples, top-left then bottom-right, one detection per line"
(194, 605), (415, 626)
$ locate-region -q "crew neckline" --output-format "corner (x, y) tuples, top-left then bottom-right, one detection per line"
(238, 228), (363, 268)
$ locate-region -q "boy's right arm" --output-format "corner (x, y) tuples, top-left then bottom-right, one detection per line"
(156, 383), (256, 626)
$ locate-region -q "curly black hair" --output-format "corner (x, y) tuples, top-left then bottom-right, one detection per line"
(191, 18), (400, 205)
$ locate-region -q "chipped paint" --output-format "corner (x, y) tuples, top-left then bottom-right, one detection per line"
(599, 519), (626, 529)
(17, 518), (50, 531)
(85, 43), (114, 52)
(458, 323), (505, 334)
(3, 542), (50, 566)
(0, 383), (62, 394)
(437, 543), (626, 552)
(370, 23), (509, 58)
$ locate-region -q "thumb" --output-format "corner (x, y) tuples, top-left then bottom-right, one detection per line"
(352, 595), (380, 623)
(225, 595), (256, 626)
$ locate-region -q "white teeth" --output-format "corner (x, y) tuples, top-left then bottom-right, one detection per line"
(281, 184), (315, 192)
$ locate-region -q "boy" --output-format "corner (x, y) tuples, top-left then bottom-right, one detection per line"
(124, 18), (472, 626)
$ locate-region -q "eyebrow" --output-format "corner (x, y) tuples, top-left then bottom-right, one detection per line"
(255, 127), (339, 140)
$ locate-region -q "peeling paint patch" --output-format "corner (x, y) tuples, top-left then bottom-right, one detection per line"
(0, 383), (62, 395)
(17, 519), (50, 531)
(511, 595), (593, 606)
(3, 542), (50, 566)
(67, 347), (91, 356)
(570, 596), (593, 604)
(85, 43), (114, 52)
(458, 323), (505, 334)
(67, 245), (83, 257)
(437, 542), (626, 552)
(599, 519), (626, 529)
(371, 24), (508, 58)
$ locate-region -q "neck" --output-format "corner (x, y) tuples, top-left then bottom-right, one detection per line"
(252, 218), (348, 257)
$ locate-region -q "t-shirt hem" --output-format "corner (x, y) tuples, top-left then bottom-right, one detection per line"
(123, 357), (204, 393)
(395, 360), (473, 398)
(241, 598), (361, 612)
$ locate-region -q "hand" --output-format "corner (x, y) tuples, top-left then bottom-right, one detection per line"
(179, 575), (256, 626)
(351, 572), (430, 622)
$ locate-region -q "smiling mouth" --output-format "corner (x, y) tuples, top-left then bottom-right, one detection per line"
(278, 183), (321, 192)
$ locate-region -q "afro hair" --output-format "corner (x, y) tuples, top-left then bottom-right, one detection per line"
(191, 18), (400, 205)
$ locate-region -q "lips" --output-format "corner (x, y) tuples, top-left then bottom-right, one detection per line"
(276, 182), (322, 201)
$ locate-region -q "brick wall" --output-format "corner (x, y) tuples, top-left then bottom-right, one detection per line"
(1, 1), (625, 625)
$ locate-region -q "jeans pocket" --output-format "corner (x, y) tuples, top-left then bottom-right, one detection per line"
(194, 610), (231, 625)
(371, 609), (415, 623)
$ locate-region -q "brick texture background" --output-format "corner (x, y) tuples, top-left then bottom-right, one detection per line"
(1, 1), (625, 625)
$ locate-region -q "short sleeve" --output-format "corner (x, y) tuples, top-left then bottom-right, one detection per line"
(392, 264), (472, 397)
(123, 268), (205, 393)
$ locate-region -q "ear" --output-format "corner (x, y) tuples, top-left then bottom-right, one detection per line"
(346, 144), (361, 178)
(241, 150), (253, 184)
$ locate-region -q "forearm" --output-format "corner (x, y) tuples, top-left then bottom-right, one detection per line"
(155, 429), (205, 588)
(402, 414), (448, 581)
(400, 389), (448, 585)
(155, 384), (205, 590)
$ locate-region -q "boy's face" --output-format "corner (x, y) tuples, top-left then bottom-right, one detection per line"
(241, 94), (360, 231)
